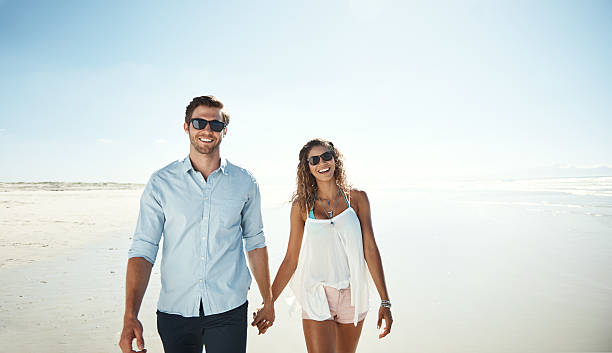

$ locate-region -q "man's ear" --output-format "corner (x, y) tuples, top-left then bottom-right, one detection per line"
(184, 122), (189, 134)
(223, 127), (228, 137)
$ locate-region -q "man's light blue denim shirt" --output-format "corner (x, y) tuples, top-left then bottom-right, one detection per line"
(128, 156), (266, 317)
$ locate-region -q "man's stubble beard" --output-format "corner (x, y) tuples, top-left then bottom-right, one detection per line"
(190, 133), (222, 155)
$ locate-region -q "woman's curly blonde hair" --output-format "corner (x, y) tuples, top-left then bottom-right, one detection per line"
(291, 138), (351, 212)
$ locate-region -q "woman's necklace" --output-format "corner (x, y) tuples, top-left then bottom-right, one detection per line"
(317, 188), (342, 220)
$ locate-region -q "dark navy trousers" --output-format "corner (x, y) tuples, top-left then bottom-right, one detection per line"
(156, 301), (248, 353)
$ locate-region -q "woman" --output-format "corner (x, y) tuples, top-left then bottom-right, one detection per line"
(257, 138), (393, 353)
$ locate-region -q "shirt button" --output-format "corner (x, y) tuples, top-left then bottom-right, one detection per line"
(200, 280), (203, 283)
(204, 216), (208, 220)
(202, 236), (205, 240)
(201, 256), (204, 260)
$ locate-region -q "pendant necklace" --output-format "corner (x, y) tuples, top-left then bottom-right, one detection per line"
(317, 188), (341, 224)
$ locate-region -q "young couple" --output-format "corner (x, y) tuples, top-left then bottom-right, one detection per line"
(119, 95), (392, 353)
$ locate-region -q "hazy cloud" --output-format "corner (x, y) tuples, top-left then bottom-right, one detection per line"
(155, 139), (167, 144)
(96, 138), (113, 144)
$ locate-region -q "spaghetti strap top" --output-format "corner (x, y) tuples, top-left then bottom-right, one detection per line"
(308, 189), (350, 219)
(291, 188), (369, 326)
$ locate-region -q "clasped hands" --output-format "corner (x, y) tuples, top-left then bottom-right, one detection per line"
(251, 302), (275, 335)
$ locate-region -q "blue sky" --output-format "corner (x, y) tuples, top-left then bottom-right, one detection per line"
(1, 0), (611, 186)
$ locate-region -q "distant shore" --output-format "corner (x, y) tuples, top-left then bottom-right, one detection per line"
(0, 182), (144, 192)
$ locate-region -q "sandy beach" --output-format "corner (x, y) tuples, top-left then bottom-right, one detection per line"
(2, 0), (612, 351)
(1, 179), (611, 352)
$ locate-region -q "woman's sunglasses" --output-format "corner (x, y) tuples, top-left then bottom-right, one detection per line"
(190, 118), (226, 132)
(307, 151), (333, 165)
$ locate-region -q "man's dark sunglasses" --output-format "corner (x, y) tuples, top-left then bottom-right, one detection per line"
(190, 118), (226, 132)
(308, 151), (333, 166)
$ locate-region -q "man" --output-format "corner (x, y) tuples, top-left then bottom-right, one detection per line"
(119, 95), (274, 353)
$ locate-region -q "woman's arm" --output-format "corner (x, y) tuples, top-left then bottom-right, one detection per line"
(354, 190), (390, 300)
(354, 189), (393, 338)
(271, 201), (306, 303)
(253, 201), (306, 334)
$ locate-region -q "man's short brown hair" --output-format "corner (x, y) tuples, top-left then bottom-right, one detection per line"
(185, 95), (230, 126)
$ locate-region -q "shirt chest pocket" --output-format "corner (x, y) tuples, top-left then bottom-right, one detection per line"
(213, 198), (246, 229)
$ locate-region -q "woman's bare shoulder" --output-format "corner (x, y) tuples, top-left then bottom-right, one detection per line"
(348, 188), (370, 212)
(290, 199), (307, 222)
(349, 188), (369, 202)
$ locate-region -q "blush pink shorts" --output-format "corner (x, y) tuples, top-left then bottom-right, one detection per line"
(302, 286), (368, 324)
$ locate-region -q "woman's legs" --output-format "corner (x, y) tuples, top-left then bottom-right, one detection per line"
(302, 318), (365, 353)
(303, 319), (337, 353)
(302, 287), (366, 353)
(335, 319), (364, 353)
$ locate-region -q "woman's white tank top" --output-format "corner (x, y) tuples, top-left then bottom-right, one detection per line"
(289, 190), (370, 325)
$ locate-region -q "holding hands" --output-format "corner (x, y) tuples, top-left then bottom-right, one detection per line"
(251, 303), (275, 335)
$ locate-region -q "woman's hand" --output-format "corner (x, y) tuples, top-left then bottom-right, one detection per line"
(251, 303), (275, 335)
(377, 306), (393, 339)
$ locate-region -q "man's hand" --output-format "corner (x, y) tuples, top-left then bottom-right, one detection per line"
(251, 303), (275, 335)
(119, 317), (146, 352)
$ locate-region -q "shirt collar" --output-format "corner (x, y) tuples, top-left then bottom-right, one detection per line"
(219, 156), (229, 175)
(182, 155), (229, 176)
(182, 156), (193, 174)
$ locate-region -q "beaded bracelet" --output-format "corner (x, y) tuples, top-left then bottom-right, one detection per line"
(381, 300), (391, 308)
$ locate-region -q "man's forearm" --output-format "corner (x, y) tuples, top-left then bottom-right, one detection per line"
(124, 257), (154, 320)
(247, 246), (273, 304)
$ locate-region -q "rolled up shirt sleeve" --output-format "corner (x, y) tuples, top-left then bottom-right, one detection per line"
(128, 174), (164, 264)
(241, 177), (266, 251)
